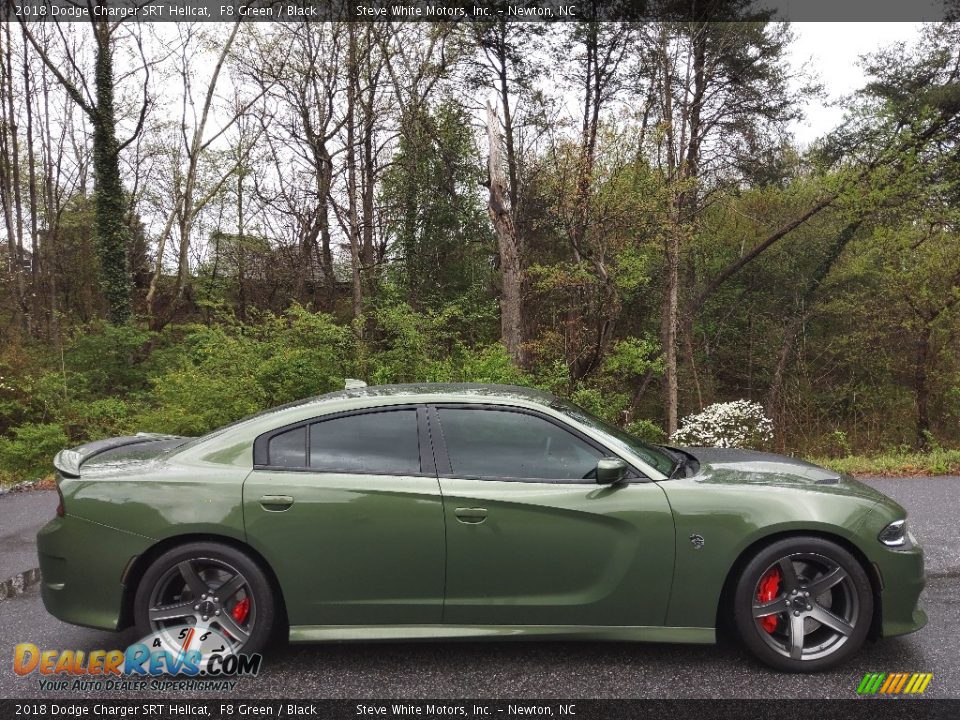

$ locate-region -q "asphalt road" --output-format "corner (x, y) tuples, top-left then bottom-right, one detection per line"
(0, 491), (56, 583)
(0, 478), (957, 700)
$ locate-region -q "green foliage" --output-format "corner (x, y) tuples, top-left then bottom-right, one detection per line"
(569, 387), (629, 425)
(813, 449), (960, 477)
(611, 247), (653, 297)
(0, 423), (69, 479)
(380, 99), (494, 309)
(2, 25), (959, 484)
(604, 336), (663, 378)
(64, 322), (155, 395)
(429, 344), (529, 386)
(92, 41), (132, 325)
(627, 419), (667, 444)
(830, 430), (852, 456)
(140, 308), (358, 436)
(138, 326), (270, 436)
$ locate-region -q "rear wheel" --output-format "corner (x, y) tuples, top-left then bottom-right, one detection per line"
(733, 536), (873, 672)
(133, 542), (276, 656)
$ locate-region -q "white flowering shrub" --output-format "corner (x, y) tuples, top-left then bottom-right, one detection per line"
(670, 400), (774, 449)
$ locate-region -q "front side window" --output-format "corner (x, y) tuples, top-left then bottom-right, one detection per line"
(436, 407), (603, 481)
(549, 398), (674, 475)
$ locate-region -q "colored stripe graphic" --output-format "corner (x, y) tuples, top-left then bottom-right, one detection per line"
(857, 672), (932, 695)
(879, 674), (896, 693)
(903, 674), (919, 694)
(893, 673), (909, 693)
(859, 673), (886, 694)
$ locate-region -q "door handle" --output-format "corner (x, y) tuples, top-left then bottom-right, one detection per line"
(260, 495), (294, 512)
(454, 507), (488, 524)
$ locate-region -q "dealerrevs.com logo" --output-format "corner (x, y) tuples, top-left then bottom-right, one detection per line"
(14, 625), (262, 692)
(856, 672), (934, 695)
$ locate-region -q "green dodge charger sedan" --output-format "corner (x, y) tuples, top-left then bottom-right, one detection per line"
(38, 383), (925, 672)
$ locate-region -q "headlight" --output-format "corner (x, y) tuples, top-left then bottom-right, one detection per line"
(878, 519), (909, 548)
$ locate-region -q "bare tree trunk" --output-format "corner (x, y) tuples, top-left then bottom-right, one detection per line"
(766, 313), (804, 419)
(38, 50), (60, 342)
(236, 173), (247, 322)
(486, 101), (523, 364)
(2, 22), (30, 334)
(661, 225), (680, 435)
(682, 315), (703, 410)
(22, 28), (40, 331)
(346, 24), (363, 322)
(914, 324), (932, 448)
(317, 148), (336, 310)
(658, 26), (680, 436)
(360, 25), (378, 294)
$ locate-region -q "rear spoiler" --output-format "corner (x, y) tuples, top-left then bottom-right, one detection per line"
(53, 433), (183, 478)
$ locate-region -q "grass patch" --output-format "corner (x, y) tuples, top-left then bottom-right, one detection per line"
(0, 471), (54, 492)
(811, 449), (960, 477)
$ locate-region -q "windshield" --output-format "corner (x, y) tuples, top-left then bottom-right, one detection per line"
(549, 398), (675, 476)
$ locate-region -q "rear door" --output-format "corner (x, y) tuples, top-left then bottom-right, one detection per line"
(433, 404), (675, 627)
(243, 405), (445, 626)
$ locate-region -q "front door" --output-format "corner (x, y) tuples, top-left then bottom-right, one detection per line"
(432, 405), (675, 627)
(243, 406), (445, 627)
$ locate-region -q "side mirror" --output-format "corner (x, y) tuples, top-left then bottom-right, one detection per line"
(595, 457), (628, 485)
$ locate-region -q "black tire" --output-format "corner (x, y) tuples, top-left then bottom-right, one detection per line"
(134, 541), (276, 656)
(733, 536), (873, 672)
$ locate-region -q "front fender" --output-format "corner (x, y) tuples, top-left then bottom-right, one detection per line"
(659, 479), (876, 628)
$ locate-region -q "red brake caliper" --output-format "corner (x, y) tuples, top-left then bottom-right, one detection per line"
(757, 566), (782, 633)
(231, 597), (250, 625)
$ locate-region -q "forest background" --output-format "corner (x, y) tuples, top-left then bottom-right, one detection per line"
(1, 14), (959, 483)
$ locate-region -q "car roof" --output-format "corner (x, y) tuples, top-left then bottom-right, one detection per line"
(176, 383), (562, 457)
(170, 382), (669, 481)
(304, 382), (559, 406)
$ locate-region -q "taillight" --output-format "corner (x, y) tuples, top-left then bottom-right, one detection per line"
(56, 485), (65, 517)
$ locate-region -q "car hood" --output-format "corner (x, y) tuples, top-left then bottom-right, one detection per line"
(53, 434), (192, 477)
(684, 447), (892, 505)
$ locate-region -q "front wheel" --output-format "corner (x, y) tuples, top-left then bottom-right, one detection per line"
(733, 536), (873, 672)
(133, 542), (276, 656)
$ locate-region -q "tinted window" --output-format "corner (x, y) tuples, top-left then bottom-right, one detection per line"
(268, 426), (306, 468)
(549, 398), (673, 475)
(309, 410), (420, 475)
(437, 408), (602, 480)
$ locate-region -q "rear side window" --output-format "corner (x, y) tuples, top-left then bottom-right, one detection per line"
(268, 426), (306, 468)
(309, 410), (420, 474)
(263, 410), (421, 473)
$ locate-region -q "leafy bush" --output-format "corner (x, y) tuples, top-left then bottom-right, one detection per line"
(428, 344), (529, 385)
(569, 387), (630, 425)
(137, 325), (269, 436)
(603, 336), (663, 378)
(69, 397), (142, 439)
(671, 400), (774, 449)
(626, 418), (667, 444)
(63, 322), (154, 395)
(0, 423), (69, 479)
(830, 430), (852, 456)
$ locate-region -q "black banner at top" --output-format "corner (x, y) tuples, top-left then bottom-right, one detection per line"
(1, 0), (958, 22)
